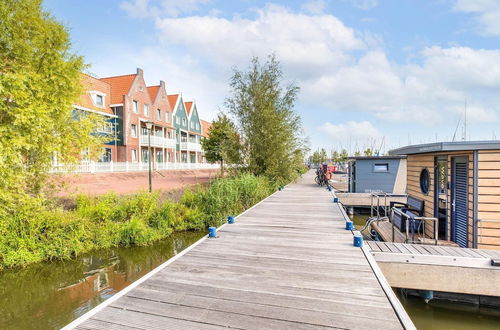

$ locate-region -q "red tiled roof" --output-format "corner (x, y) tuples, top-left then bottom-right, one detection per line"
(100, 74), (136, 104)
(76, 73), (114, 116)
(185, 101), (193, 116)
(167, 94), (179, 110)
(147, 85), (160, 104)
(201, 119), (212, 137)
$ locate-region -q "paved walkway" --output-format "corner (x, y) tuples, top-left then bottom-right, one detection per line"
(66, 171), (411, 329)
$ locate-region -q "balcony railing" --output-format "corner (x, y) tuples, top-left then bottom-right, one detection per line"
(50, 161), (219, 174)
(140, 135), (176, 149)
(179, 141), (202, 151)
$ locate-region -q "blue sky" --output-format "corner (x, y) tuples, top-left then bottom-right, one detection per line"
(44, 0), (500, 154)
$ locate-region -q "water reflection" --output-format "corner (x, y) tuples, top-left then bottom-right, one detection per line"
(0, 231), (205, 330)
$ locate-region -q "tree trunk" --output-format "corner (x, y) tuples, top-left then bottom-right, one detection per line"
(220, 160), (224, 177)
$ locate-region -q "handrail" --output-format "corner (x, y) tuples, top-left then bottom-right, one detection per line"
(390, 207), (439, 245)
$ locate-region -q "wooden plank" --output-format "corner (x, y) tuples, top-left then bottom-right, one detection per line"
(478, 152), (500, 161)
(368, 241), (382, 252)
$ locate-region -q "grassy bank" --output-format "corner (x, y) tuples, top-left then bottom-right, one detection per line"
(0, 173), (276, 270)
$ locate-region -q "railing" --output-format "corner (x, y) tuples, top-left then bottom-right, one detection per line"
(50, 161), (219, 174)
(140, 135), (176, 149)
(390, 207), (439, 245)
(179, 141), (202, 151)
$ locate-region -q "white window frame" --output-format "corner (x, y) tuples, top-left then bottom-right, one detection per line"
(373, 163), (389, 173)
(176, 117), (180, 125)
(165, 112), (169, 122)
(133, 100), (138, 113)
(157, 109), (162, 120)
(131, 149), (137, 162)
(144, 104), (149, 116)
(131, 124), (137, 138)
(182, 118), (186, 126)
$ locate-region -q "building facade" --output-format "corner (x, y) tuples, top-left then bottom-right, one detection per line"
(73, 68), (210, 167)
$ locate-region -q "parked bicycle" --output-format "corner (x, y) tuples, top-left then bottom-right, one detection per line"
(315, 164), (332, 187)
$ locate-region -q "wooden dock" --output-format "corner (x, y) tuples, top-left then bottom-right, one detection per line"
(366, 241), (500, 296)
(370, 220), (459, 246)
(64, 170), (414, 330)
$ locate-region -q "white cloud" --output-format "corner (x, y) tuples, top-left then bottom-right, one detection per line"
(155, 4), (365, 79)
(120, 0), (209, 18)
(302, 0), (327, 15)
(115, 1), (500, 141)
(344, 0), (379, 11)
(453, 0), (500, 35)
(319, 121), (382, 145)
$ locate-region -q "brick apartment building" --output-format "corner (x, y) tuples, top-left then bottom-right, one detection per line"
(73, 68), (211, 166)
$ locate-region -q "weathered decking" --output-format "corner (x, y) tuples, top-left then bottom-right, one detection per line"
(65, 171), (413, 330)
(367, 241), (500, 296)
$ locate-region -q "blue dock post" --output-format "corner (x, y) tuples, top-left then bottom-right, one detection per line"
(278, 187), (282, 191)
(208, 226), (217, 238)
(228, 216), (234, 224)
(332, 197), (339, 203)
(345, 221), (354, 230)
(419, 290), (434, 303)
(353, 234), (363, 247)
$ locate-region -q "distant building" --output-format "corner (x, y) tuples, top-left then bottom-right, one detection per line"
(72, 68), (211, 166)
(348, 156), (407, 194)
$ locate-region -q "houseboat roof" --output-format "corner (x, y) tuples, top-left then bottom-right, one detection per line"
(348, 155), (406, 160)
(389, 140), (500, 155)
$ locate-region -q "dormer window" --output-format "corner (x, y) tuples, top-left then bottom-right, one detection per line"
(90, 91), (105, 108)
(95, 94), (103, 106)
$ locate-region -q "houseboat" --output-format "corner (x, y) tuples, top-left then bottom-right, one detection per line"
(388, 140), (500, 250)
(348, 155), (407, 194)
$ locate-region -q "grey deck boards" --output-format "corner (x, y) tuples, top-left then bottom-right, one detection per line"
(368, 241), (500, 260)
(73, 171), (404, 330)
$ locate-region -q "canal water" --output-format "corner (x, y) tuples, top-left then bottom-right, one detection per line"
(350, 213), (500, 329)
(0, 231), (205, 330)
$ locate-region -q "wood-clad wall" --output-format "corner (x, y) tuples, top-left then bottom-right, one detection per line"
(406, 152), (474, 245)
(407, 154), (435, 237)
(477, 151), (500, 250)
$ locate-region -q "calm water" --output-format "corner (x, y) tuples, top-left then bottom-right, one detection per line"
(350, 213), (500, 329)
(0, 231), (205, 330)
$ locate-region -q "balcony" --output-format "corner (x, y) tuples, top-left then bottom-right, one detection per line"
(140, 135), (176, 149)
(180, 141), (203, 152)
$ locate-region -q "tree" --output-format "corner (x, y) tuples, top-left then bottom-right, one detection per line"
(331, 150), (339, 163)
(0, 0), (104, 197)
(319, 148), (328, 163)
(201, 113), (240, 176)
(363, 148), (373, 156)
(226, 55), (305, 184)
(339, 149), (349, 163)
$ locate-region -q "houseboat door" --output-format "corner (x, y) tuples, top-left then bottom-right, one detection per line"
(450, 156), (469, 247)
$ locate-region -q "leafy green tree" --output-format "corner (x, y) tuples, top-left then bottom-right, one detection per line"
(226, 55), (305, 184)
(331, 150), (339, 163)
(319, 148), (328, 163)
(354, 150), (362, 157)
(201, 113), (240, 176)
(363, 148), (373, 156)
(339, 149), (349, 162)
(0, 0), (104, 197)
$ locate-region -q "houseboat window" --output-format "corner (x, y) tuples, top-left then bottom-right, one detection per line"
(420, 168), (430, 195)
(373, 163), (389, 172)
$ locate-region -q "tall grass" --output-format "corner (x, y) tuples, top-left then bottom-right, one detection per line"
(0, 173), (276, 269)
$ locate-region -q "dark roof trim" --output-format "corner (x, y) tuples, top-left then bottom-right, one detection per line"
(348, 155), (406, 160)
(389, 140), (500, 155)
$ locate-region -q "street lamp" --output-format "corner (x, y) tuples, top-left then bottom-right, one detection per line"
(145, 120), (154, 192)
